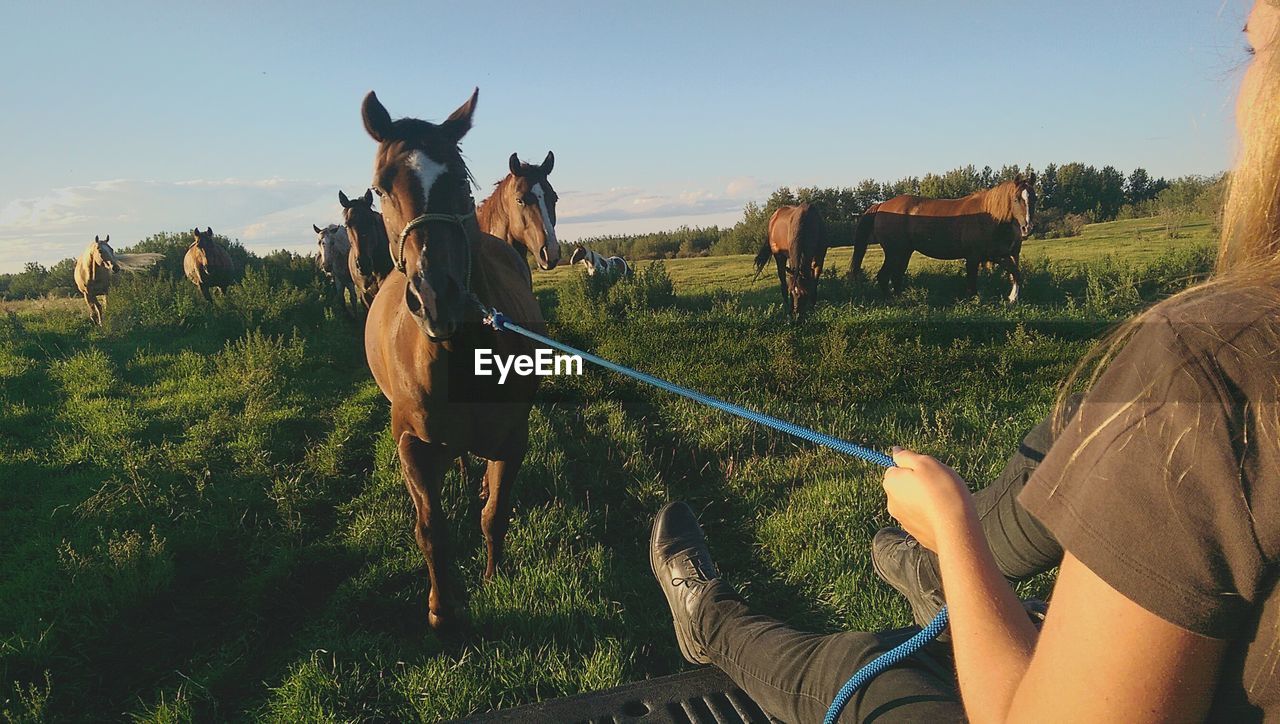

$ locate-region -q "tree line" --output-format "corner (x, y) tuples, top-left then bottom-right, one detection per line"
(574, 163), (1226, 260)
(1, 163), (1227, 300)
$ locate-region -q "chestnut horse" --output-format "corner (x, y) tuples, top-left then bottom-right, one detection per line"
(73, 235), (163, 324)
(753, 203), (827, 319)
(849, 176), (1036, 303)
(476, 152), (561, 272)
(339, 189), (394, 308)
(183, 227), (234, 301)
(361, 88), (544, 633)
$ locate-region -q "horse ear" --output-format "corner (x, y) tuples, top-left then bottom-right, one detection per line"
(509, 152), (523, 177)
(313, 224), (323, 234)
(442, 87), (478, 143)
(103, 235), (109, 243)
(338, 190), (350, 208)
(205, 227), (212, 236)
(362, 91), (393, 142)
(95, 235), (100, 243)
(363, 188), (373, 204)
(542, 151), (554, 175)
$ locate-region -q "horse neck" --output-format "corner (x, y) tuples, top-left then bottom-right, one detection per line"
(476, 177), (512, 241)
(980, 183), (1018, 222)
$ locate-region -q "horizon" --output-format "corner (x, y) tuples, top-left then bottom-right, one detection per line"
(0, 1), (1250, 274)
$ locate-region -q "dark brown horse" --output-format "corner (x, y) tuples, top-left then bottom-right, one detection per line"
(183, 227), (234, 301)
(753, 203), (827, 319)
(361, 88), (544, 634)
(476, 152), (561, 271)
(849, 176), (1036, 303)
(339, 189), (394, 308)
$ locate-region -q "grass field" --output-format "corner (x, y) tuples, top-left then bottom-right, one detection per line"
(1, 217), (1215, 721)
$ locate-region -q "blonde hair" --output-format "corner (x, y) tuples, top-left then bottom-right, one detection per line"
(1055, 8), (1280, 429)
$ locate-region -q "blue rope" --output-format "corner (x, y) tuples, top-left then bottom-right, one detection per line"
(483, 310), (950, 723)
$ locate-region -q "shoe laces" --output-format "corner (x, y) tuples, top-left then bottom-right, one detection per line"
(670, 551), (716, 588)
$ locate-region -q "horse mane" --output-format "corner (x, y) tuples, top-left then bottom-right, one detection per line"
(476, 173), (511, 224)
(113, 253), (164, 272)
(979, 180), (1022, 223)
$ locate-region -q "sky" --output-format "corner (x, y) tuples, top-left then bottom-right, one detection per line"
(0, 0), (1252, 273)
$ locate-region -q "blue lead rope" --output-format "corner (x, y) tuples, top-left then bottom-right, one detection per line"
(483, 310), (950, 724)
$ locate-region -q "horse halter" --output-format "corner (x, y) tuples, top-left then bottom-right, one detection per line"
(395, 208), (479, 291)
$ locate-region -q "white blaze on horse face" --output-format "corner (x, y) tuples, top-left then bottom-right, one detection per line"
(1020, 188), (1031, 231)
(405, 150), (447, 218)
(531, 183), (557, 245)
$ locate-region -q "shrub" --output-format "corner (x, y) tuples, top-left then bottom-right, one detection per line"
(555, 261), (676, 330)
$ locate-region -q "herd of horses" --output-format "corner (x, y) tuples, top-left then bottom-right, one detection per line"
(67, 88), (1039, 634)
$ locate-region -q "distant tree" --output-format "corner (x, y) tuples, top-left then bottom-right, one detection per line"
(1039, 163), (1059, 209)
(1126, 167), (1154, 205)
(1098, 165), (1126, 218)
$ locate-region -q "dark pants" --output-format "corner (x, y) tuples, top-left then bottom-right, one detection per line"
(698, 400), (1075, 723)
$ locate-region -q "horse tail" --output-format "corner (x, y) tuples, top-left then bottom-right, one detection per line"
(752, 238), (772, 280)
(113, 252), (165, 272)
(849, 207), (878, 277)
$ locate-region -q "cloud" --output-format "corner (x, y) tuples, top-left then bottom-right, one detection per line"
(555, 176), (768, 227)
(0, 178), (342, 271)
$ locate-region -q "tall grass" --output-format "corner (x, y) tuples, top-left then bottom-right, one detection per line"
(0, 240), (1213, 721)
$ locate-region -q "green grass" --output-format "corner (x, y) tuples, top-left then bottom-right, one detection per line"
(0, 217), (1215, 721)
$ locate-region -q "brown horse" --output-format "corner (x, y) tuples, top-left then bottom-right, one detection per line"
(753, 203), (828, 319)
(849, 176), (1036, 303)
(183, 227), (234, 301)
(339, 189), (395, 308)
(476, 152), (561, 271)
(361, 88), (544, 634)
(72, 235), (163, 324)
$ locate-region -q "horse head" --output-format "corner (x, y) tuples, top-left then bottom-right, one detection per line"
(313, 223), (346, 276)
(362, 89), (479, 341)
(504, 151), (561, 270)
(1012, 174), (1037, 239)
(786, 261), (820, 320)
(340, 189), (385, 275)
(92, 234), (119, 273)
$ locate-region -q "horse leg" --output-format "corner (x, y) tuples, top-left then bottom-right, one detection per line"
(895, 251), (913, 295)
(850, 239), (867, 279)
(774, 254), (788, 307)
(480, 440), (526, 580)
(965, 258), (980, 298)
(875, 253), (894, 296)
(1001, 255), (1023, 304)
(397, 431), (460, 632)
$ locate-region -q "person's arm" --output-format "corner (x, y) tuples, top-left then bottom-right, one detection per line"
(885, 449), (1227, 723)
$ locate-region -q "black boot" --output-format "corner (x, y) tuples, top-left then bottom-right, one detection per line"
(650, 501), (721, 665)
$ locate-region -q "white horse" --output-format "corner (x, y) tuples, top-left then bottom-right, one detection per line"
(73, 235), (163, 324)
(313, 223), (359, 316)
(568, 245), (632, 278)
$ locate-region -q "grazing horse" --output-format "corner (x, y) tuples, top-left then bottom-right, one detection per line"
(360, 88), (544, 633)
(183, 227), (234, 301)
(753, 203), (828, 319)
(568, 245), (632, 278)
(339, 189), (394, 308)
(476, 152), (561, 272)
(849, 176), (1036, 303)
(313, 223), (359, 316)
(72, 235), (163, 324)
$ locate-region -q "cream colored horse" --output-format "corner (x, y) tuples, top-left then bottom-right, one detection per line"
(73, 235), (163, 324)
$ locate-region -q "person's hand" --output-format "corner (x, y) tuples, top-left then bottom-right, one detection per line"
(882, 447), (978, 552)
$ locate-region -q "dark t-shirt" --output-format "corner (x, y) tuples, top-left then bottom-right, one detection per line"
(1020, 285), (1280, 721)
